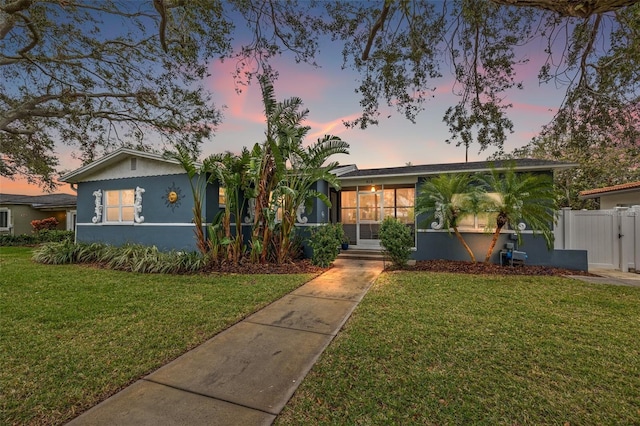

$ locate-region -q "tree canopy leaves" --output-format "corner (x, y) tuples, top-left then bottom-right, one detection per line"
(1, 0), (232, 189)
(2, 0), (638, 191)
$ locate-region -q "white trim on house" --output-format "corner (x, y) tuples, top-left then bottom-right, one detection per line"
(67, 210), (77, 231)
(417, 228), (538, 234)
(0, 207), (12, 232)
(77, 222), (198, 227)
(60, 148), (193, 183)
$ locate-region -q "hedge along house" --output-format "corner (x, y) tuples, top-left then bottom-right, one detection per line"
(331, 159), (587, 271)
(61, 148), (587, 270)
(60, 148), (223, 251)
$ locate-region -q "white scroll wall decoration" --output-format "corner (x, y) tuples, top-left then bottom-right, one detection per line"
(92, 190), (102, 223)
(431, 202), (445, 230)
(134, 186), (145, 223)
(296, 203), (308, 224)
(244, 198), (256, 224)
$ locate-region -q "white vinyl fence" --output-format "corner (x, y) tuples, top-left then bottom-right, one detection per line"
(554, 206), (640, 271)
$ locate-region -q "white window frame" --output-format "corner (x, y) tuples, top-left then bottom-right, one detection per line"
(104, 189), (135, 223)
(67, 210), (77, 231)
(0, 208), (11, 231)
(455, 192), (500, 231)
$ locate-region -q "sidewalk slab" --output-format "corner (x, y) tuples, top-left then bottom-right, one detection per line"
(293, 260), (383, 301)
(67, 380), (274, 426)
(66, 259), (385, 425)
(246, 294), (359, 335)
(146, 321), (334, 414)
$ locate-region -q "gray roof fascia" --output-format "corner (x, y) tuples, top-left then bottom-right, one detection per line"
(0, 193), (77, 209)
(338, 159), (577, 181)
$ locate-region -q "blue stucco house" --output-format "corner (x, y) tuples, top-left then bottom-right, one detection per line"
(60, 148), (587, 270)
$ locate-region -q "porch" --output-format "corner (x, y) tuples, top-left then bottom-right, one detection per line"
(332, 184), (416, 250)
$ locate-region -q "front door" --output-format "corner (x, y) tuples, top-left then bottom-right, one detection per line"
(357, 191), (382, 248)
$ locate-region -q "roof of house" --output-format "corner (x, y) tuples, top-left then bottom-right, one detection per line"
(0, 193), (77, 209)
(338, 158), (576, 180)
(579, 181), (640, 199)
(59, 148), (187, 183)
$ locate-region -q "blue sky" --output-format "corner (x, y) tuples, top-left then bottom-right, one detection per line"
(2, 17), (563, 195)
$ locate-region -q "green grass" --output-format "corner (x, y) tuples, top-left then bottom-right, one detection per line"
(0, 247), (315, 426)
(277, 271), (640, 425)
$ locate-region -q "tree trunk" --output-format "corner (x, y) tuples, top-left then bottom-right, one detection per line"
(484, 225), (504, 263)
(453, 227), (476, 262)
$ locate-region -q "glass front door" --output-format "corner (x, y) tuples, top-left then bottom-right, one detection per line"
(358, 191), (382, 247)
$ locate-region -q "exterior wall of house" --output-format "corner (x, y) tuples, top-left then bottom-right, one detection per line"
(0, 204), (68, 235)
(75, 174), (214, 251)
(414, 230), (587, 271)
(599, 190), (640, 209)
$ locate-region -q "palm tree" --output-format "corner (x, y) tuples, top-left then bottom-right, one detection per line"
(415, 173), (484, 262)
(274, 135), (349, 263)
(478, 164), (557, 263)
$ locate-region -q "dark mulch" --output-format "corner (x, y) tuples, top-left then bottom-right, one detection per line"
(203, 258), (328, 275)
(204, 258), (594, 277)
(399, 259), (596, 276)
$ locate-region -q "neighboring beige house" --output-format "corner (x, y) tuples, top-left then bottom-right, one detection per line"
(0, 194), (77, 236)
(579, 181), (640, 209)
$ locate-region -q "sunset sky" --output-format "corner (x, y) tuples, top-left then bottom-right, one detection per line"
(1, 23), (563, 196)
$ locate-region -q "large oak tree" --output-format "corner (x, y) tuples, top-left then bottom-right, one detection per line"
(2, 0), (638, 189)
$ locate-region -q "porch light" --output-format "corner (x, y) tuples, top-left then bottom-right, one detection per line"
(370, 185), (376, 192)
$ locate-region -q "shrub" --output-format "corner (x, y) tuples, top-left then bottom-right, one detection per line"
(31, 217), (59, 232)
(379, 217), (413, 268)
(308, 223), (344, 267)
(32, 239), (80, 264)
(33, 241), (206, 274)
(0, 230), (74, 246)
(37, 230), (74, 243)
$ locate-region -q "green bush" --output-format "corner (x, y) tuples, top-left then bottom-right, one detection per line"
(379, 217), (413, 268)
(308, 223), (344, 267)
(0, 230), (74, 246)
(32, 242), (206, 274)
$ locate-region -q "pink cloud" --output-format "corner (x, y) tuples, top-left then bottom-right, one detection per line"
(1, 177), (75, 196)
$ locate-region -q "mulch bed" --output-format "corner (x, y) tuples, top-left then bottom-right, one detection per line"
(399, 259), (596, 276)
(203, 259), (328, 275)
(204, 258), (594, 277)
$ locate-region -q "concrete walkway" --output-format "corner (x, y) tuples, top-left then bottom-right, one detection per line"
(67, 258), (385, 426)
(568, 268), (640, 288)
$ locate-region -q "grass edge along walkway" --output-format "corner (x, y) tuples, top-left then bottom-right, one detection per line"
(0, 247), (317, 426)
(276, 271), (640, 425)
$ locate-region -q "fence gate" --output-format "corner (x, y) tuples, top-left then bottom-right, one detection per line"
(554, 207), (640, 271)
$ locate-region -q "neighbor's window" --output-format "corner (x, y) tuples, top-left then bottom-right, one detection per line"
(105, 189), (135, 222)
(0, 208), (10, 230)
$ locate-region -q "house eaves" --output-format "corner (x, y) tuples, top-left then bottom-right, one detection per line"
(338, 159), (577, 181)
(59, 148), (194, 183)
(0, 193), (77, 210)
(579, 181), (640, 200)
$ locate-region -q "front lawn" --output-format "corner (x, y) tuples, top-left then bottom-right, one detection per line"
(277, 271), (640, 425)
(0, 247), (315, 425)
